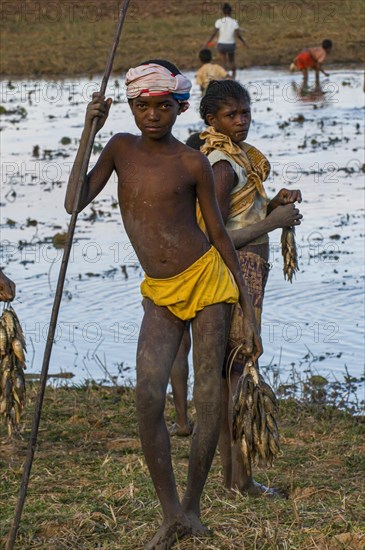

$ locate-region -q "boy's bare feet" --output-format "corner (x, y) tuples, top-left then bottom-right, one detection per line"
(185, 510), (212, 537)
(144, 516), (191, 550)
(168, 420), (193, 437)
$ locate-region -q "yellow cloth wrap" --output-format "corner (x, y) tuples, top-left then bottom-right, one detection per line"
(141, 246), (239, 321)
(200, 127), (270, 219)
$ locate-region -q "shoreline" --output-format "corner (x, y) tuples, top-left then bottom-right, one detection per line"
(23, 351), (364, 418)
(1, 62), (363, 81)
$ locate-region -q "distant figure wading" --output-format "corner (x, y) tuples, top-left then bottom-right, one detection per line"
(290, 39), (332, 89)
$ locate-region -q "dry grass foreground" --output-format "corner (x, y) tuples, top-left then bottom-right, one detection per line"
(0, 0), (364, 76)
(1, 384), (364, 549)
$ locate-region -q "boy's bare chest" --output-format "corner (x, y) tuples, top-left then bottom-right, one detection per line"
(115, 157), (193, 203)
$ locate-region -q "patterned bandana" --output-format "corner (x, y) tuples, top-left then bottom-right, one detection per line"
(125, 62), (192, 112)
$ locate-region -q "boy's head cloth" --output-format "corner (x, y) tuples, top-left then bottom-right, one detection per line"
(125, 60), (192, 112)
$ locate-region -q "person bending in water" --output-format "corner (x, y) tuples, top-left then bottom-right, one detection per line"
(170, 80), (302, 496)
(290, 39), (332, 89)
(65, 61), (261, 550)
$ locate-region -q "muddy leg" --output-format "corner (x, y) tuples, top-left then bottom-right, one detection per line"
(302, 68), (309, 88)
(314, 69), (323, 96)
(228, 52), (236, 80)
(219, 51), (228, 71)
(217, 378), (232, 489)
(182, 302), (232, 535)
(169, 326), (192, 436)
(136, 299), (191, 549)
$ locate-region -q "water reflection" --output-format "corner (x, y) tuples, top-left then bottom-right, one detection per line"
(0, 68), (364, 391)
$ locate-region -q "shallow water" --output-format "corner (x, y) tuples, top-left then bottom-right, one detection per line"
(0, 68), (364, 392)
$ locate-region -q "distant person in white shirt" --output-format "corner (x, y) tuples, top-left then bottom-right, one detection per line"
(205, 3), (248, 79)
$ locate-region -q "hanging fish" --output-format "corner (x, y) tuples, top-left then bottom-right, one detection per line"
(281, 227), (299, 283)
(232, 356), (280, 469)
(0, 306), (27, 435)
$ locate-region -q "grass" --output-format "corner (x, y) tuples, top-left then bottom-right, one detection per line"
(1, 383), (364, 549)
(0, 0), (364, 76)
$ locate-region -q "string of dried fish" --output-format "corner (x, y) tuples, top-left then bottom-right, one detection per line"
(281, 226), (299, 283)
(232, 354), (280, 468)
(0, 306), (26, 435)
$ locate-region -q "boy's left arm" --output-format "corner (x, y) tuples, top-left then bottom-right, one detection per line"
(194, 154), (262, 360)
(267, 188), (302, 214)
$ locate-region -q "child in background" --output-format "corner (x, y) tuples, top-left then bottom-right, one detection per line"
(195, 49), (228, 96)
(290, 39), (332, 88)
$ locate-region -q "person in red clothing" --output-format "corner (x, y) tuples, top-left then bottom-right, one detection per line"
(290, 39), (332, 88)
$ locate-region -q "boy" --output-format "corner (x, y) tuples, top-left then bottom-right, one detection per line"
(205, 3), (248, 79)
(65, 60), (261, 550)
(195, 48), (228, 95)
(290, 39), (332, 88)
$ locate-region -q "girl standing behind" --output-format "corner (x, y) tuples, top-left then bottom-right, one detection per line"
(200, 80), (302, 495)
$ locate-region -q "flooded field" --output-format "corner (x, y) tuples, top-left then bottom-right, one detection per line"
(0, 68), (364, 396)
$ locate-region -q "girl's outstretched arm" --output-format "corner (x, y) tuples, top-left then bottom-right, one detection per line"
(213, 162), (302, 248)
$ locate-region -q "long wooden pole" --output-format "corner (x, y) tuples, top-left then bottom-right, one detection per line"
(6, 2), (131, 548)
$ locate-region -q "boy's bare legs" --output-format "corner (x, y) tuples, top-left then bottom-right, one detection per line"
(219, 51), (228, 71)
(218, 379), (232, 489)
(228, 52), (236, 80)
(301, 68), (309, 89)
(136, 298), (190, 549)
(315, 69), (320, 88)
(314, 69), (323, 95)
(169, 326), (192, 436)
(182, 302), (232, 533)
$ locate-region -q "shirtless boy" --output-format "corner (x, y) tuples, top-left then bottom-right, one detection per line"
(65, 60), (261, 550)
